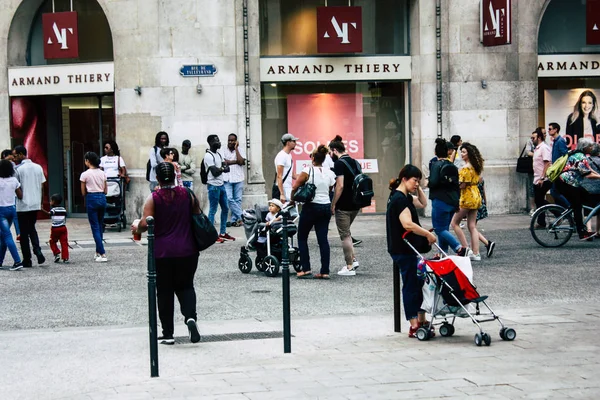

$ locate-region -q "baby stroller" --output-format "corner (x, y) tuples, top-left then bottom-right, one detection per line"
(103, 177), (127, 232)
(238, 204), (301, 277)
(402, 232), (516, 346)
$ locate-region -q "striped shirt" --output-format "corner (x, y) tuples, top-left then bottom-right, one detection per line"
(50, 207), (67, 227)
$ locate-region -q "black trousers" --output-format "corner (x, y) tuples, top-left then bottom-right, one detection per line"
(556, 180), (600, 234)
(533, 180), (553, 226)
(17, 211), (41, 264)
(156, 253), (199, 337)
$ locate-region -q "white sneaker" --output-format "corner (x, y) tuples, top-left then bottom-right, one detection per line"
(470, 253), (481, 261)
(337, 266), (356, 276)
(95, 255), (108, 262)
(466, 249), (474, 258)
(352, 258), (360, 270)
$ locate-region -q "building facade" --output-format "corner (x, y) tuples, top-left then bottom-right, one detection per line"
(0, 0), (594, 220)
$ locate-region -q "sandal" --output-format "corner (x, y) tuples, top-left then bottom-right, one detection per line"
(313, 274), (330, 280)
(297, 271), (312, 279)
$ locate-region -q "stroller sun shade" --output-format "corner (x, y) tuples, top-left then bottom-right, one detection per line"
(426, 259), (480, 306)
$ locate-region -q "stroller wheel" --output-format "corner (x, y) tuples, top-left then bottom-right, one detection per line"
(292, 250), (302, 273)
(263, 255), (280, 277)
(439, 323), (455, 337)
(255, 256), (267, 272)
(482, 332), (491, 346)
(238, 254), (252, 274)
(416, 327), (430, 341)
(501, 328), (516, 341)
(474, 333), (483, 346)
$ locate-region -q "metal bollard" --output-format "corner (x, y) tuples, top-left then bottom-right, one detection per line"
(393, 260), (401, 332)
(280, 209), (291, 353)
(146, 216), (159, 377)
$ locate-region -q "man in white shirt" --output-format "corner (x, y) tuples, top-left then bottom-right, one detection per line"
(223, 133), (246, 227)
(13, 145), (46, 268)
(274, 133), (298, 203)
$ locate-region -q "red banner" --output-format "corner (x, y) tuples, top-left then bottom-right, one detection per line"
(481, 0), (511, 46)
(588, 0), (600, 45)
(317, 7), (362, 54)
(287, 93), (363, 171)
(43, 12), (79, 59)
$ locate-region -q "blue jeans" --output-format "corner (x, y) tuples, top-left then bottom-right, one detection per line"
(298, 202), (331, 274)
(11, 202), (19, 236)
(431, 199), (461, 253)
(86, 193), (107, 255)
(224, 181), (244, 223)
(391, 254), (424, 321)
(208, 184), (229, 235)
(0, 206), (21, 264)
(551, 183), (570, 209)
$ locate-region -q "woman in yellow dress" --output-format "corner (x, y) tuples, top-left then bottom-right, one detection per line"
(451, 143), (484, 260)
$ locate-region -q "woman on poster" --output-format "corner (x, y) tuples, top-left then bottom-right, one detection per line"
(566, 90), (599, 150)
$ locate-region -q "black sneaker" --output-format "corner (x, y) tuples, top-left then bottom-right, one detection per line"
(35, 250), (45, 265)
(352, 237), (362, 246)
(54, 254), (61, 263)
(157, 335), (174, 345)
(486, 241), (496, 258)
(9, 262), (23, 271)
(456, 247), (468, 257)
(186, 318), (201, 343)
(22, 260), (33, 268)
(579, 231), (597, 241)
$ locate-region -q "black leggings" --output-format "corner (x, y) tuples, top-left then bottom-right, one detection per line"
(156, 253), (199, 337)
(556, 180), (600, 234)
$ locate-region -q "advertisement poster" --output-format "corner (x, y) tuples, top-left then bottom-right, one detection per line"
(544, 89), (600, 150)
(287, 93), (364, 172)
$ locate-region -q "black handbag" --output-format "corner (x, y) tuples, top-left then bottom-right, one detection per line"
(272, 167), (292, 199)
(186, 188), (219, 251)
(516, 145), (533, 174)
(292, 167), (317, 203)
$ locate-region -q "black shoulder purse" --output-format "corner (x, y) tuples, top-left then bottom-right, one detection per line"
(186, 188), (219, 251)
(292, 167), (317, 203)
(516, 145), (533, 174)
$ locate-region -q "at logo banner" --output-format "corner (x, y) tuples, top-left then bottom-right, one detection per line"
(43, 12), (79, 59)
(317, 7), (362, 54)
(587, 0), (600, 45)
(480, 0), (511, 46)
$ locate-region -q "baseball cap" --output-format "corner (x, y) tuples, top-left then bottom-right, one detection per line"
(281, 133), (299, 144)
(268, 199), (284, 209)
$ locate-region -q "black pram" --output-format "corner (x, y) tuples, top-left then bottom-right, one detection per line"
(103, 177), (127, 232)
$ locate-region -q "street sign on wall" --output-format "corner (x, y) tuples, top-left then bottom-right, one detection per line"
(480, 0), (511, 46)
(179, 64), (217, 77)
(42, 11), (79, 59)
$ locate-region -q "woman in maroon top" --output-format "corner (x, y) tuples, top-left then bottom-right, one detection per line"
(132, 162), (200, 345)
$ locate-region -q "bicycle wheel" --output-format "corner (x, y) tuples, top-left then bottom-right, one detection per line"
(530, 204), (574, 247)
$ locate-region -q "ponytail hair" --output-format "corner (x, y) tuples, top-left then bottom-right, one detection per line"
(389, 164), (422, 192)
(328, 135), (345, 153)
(434, 138), (448, 158)
(312, 144), (329, 164)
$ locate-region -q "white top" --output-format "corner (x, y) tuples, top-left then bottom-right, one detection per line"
(274, 150), (293, 189)
(222, 147), (246, 183)
(15, 159), (46, 212)
(100, 155), (126, 178)
(301, 166), (336, 204)
(148, 147), (163, 183)
(323, 154), (335, 170)
(0, 177), (20, 207)
(203, 150), (224, 186)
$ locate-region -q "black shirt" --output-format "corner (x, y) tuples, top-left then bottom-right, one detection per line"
(386, 190), (420, 255)
(333, 155), (361, 211)
(428, 159), (460, 208)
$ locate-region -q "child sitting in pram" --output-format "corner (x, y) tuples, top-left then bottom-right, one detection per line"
(255, 199), (283, 259)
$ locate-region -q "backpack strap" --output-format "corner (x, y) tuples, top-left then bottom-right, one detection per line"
(339, 157), (361, 177)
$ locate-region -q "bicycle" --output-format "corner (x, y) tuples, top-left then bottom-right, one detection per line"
(530, 202), (600, 247)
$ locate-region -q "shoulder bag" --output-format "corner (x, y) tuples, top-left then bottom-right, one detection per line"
(516, 145), (533, 174)
(272, 167), (291, 199)
(186, 188), (219, 251)
(292, 167), (316, 203)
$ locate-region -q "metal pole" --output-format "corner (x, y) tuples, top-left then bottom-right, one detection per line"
(146, 216), (159, 377)
(281, 210), (291, 353)
(393, 260), (401, 332)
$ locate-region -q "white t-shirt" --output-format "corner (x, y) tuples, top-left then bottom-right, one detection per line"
(0, 177), (20, 207)
(222, 147), (246, 183)
(100, 155), (126, 178)
(274, 150), (293, 189)
(301, 166), (336, 204)
(203, 150), (224, 186)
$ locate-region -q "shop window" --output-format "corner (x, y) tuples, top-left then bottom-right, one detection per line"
(260, 0), (409, 56)
(261, 82), (408, 212)
(539, 0), (600, 54)
(28, 0), (113, 65)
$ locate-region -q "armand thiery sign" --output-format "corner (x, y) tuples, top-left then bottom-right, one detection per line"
(8, 62), (114, 96)
(260, 56), (411, 82)
(538, 55), (600, 78)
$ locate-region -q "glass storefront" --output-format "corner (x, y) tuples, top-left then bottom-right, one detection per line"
(261, 81), (408, 212)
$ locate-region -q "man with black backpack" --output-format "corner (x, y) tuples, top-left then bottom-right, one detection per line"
(329, 135), (373, 276)
(147, 131), (169, 192)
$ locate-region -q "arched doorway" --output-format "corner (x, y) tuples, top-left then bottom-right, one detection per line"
(7, 0), (114, 214)
(538, 0), (600, 149)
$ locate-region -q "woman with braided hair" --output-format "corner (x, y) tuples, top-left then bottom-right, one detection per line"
(132, 162), (201, 345)
(450, 143), (485, 261)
